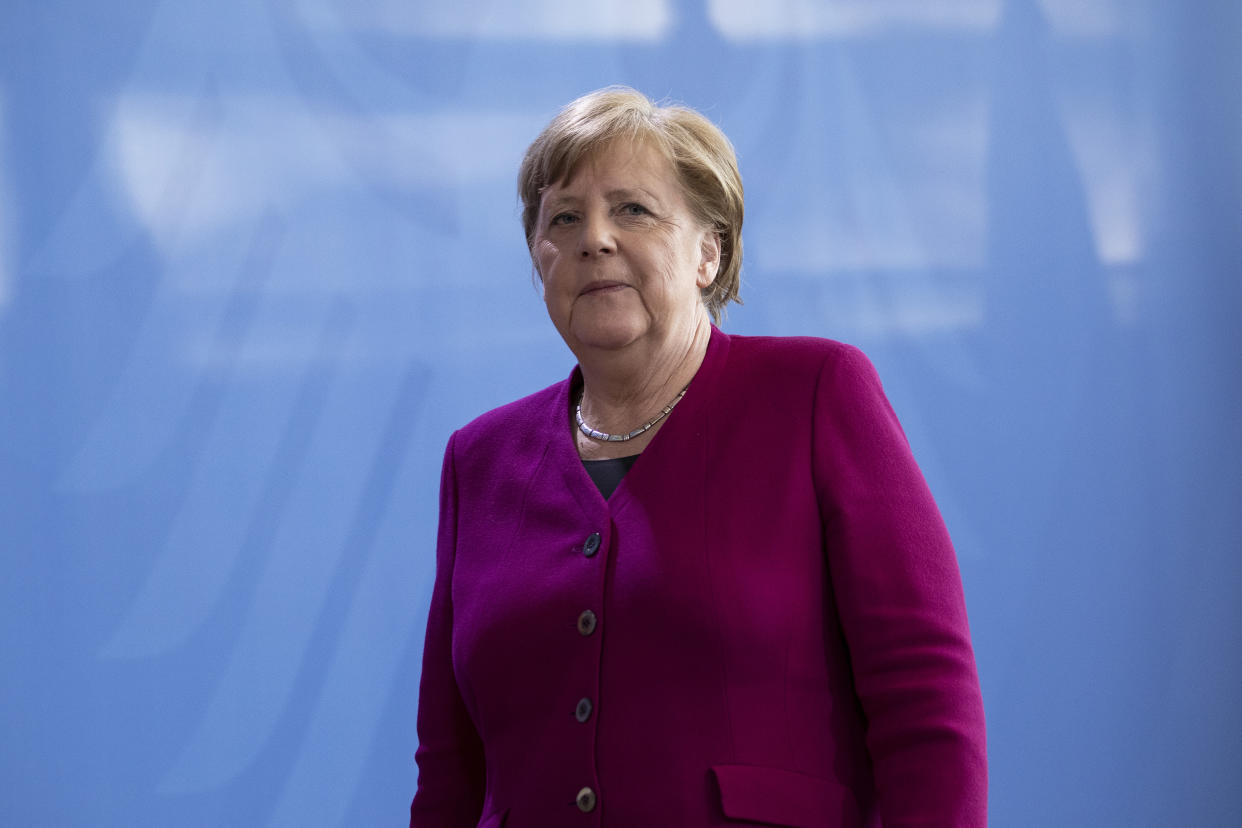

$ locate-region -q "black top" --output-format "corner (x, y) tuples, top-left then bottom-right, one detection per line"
(581, 454), (639, 500)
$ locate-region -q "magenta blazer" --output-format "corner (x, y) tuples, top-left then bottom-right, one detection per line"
(410, 327), (987, 827)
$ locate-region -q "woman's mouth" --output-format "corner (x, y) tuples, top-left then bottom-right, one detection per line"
(580, 281), (628, 295)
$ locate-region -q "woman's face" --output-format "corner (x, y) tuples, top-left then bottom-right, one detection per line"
(533, 139), (720, 358)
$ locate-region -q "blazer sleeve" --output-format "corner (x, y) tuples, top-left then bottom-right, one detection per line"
(812, 346), (988, 826)
(410, 431), (486, 827)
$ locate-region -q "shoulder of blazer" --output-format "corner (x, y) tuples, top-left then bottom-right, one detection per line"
(725, 331), (860, 359)
(452, 375), (569, 468)
(721, 332), (873, 390)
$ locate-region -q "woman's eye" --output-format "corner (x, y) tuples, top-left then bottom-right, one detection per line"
(550, 212), (578, 226)
(619, 203), (650, 216)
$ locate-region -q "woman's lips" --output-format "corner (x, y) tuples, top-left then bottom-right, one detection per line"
(580, 281), (628, 295)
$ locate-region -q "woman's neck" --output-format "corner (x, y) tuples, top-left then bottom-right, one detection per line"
(573, 316), (712, 460)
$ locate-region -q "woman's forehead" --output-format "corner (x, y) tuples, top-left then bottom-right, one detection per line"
(545, 138), (677, 197)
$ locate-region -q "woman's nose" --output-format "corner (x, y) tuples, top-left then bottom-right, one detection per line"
(578, 215), (615, 258)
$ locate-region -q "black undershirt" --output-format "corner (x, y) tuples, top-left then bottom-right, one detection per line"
(582, 454), (639, 500)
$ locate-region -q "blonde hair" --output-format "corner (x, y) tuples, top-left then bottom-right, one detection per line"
(518, 86), (744, 323)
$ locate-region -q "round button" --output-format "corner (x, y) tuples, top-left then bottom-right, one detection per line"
(576, 610), (597, 636)
(575, 697), (593, 722)
(582, 532), (601, 557)
(576, 786), (597, 813)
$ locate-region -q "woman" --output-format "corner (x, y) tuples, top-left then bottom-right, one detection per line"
(410, 87), (987, 827)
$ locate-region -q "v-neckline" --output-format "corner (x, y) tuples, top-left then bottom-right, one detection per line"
(554, 326), (731, 519)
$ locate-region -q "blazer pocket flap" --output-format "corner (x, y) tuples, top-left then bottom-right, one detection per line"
(712, 764), (858, 828)
(476, 806), (509, 828)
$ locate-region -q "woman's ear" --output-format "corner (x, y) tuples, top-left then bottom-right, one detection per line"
(697, 230), (722, 289)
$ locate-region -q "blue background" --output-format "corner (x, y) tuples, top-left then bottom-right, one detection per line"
(2, 1), (1240, 825)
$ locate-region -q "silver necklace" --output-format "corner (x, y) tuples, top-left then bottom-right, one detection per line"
(575, 386), (689, 442)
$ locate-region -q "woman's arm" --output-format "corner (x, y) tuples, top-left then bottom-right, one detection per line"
(409, 431), (486, 827)
(813, 345), (988, 826)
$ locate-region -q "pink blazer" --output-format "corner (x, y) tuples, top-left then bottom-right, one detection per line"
(410, 327), (987, 827)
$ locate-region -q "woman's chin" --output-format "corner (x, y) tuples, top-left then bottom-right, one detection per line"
(569, 316), (648, 353)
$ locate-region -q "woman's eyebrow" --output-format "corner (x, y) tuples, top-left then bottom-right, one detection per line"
(541, 194), (580, 213)
(605, 187), (659, 203)
(543, 189), (661, 214)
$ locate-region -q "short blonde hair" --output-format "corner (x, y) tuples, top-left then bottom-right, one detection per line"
(518, 86), (744, 324)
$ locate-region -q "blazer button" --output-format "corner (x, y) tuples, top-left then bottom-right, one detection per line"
(576, 786), (597, 813)
(575, 697), (593, 722)
(582, 532), (601, 557)
(576, 610), (597, 636)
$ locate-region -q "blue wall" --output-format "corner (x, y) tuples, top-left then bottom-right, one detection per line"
(2, 1), (1239, 825)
